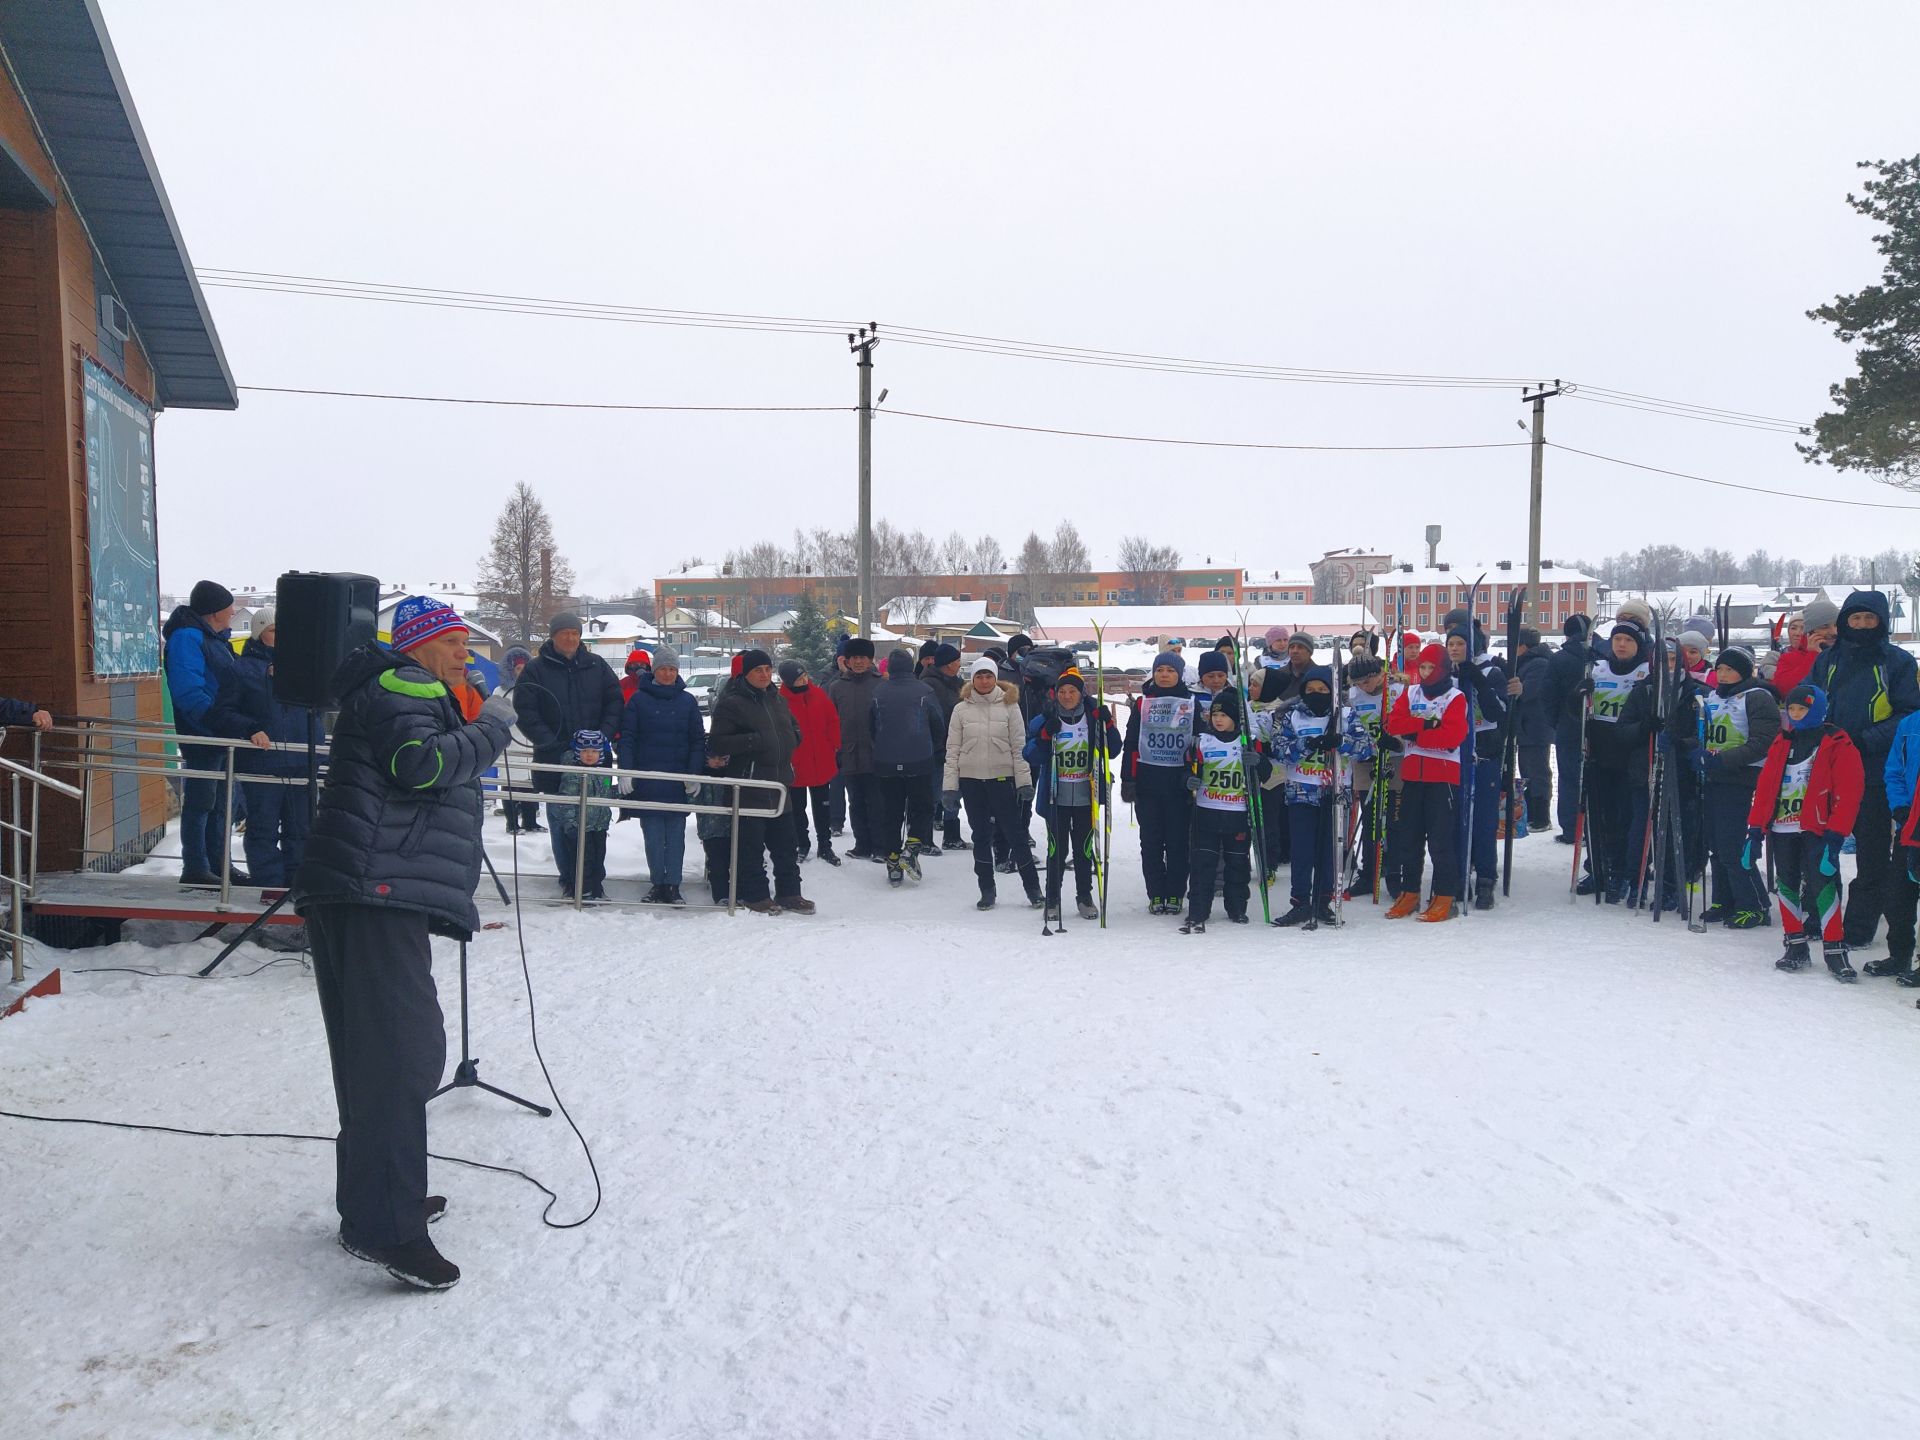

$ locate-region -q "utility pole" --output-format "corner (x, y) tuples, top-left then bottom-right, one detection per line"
(849, 324), (879, 636)
(1521, 381), (1564, 611)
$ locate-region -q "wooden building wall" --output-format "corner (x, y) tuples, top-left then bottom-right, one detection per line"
(1, 71), (170, 872)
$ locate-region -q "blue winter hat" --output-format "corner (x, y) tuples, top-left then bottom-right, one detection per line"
(390, 595), (468, 653)
(571, 728), (608, 754)
(1197, 651), (1230, 678)
(1153, 651), (1184, 674)
(1782, 683), (1828, 730)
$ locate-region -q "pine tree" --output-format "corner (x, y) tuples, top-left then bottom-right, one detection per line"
(782, 589), (836, 678)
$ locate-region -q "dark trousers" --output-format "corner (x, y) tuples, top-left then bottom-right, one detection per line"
(843, 773), (879, 854)
(554, 827), (607, 895)
(179, 743), (235, 876)
(1772, 831), (1845, 943)
(828, 775), (847, 832)
(1554, 718), (1584, 837)
(240, 778), (310, 888)
(1045, 804), (1096, 905)
(505, 799), (541, 831)
(533, 767), (578, 890)
(1706, 781), (1768, 916)
(928, 771), (963, 847)
(703, 835), (731, 905)
(309, 904), (445, 1250)
(877, 771), (934, 855)
(1135, 774), (1192, 903)
(640, 813), (687, 885)
(1390, 779), (1459, 900)
(735, 805), (802, 903)
(789, 783), (834, 855)
(960, 777), (1037, 894)
(1843, 773), (1917, 957)
(1518, 743), (1552, 827)
(1188, 805), (1251, 922)
(1259, 784), (1289, 869)
(1288, 799), (1336, 904)
(1586, 769), (1647, 894)
(1465, 748), (1501, 884)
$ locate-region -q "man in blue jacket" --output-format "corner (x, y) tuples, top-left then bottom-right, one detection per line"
(231, 606), (326, 888)
(1810, 590), (1920, 964)
(163, 580), (270, 886)
(291, 596), (515, 1291)
(0, 694), (52, 732)
(618, 651), (706, 904)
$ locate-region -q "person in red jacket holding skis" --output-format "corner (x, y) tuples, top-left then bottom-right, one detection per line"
(1383, 643), (1470, 922)
(779, 660), (843, 865)
(1746, 682), (1864, 979)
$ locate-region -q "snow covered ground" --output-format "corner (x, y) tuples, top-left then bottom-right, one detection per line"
(4, 804), (1920, 1438)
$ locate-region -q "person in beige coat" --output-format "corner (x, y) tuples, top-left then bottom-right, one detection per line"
(943, 656), (1044, 909)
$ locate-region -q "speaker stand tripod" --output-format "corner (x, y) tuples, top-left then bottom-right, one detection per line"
(430, 939), (551, 1116)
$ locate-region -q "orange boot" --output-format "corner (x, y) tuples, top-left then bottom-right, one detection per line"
(1416, 894), (1455, 923)
(1384, 891), (1420, 919)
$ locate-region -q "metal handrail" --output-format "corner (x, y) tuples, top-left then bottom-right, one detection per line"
(23, 719), (795, 921)
(1, 738), (87, 984)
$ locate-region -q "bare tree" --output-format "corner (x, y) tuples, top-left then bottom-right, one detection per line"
(940, 529), (971, 574)
(475, 481), (576, 645)
(1118, 535), (1181, 604)
(970, 534), (1007, 575)
(1006, 530), (1053, 624)
(1049, 520), (1091, 575)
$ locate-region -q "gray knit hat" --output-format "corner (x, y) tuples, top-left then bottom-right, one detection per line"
(1802, 599), (1840, 631)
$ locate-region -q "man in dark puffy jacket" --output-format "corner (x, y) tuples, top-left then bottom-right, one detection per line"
(827, 637), (884, 858)
(1510, 628), (1555, 832)
(232, 605), (327, 887)
(869, 647), (948, 873)
(1809, 590), (1920, 957)
(511, 612), (622, 895)
(163, 580), (270, 886)
(291, 596), (514, 1292)
(707, 648), (809, 913)
(1542, 614), (1597, 842)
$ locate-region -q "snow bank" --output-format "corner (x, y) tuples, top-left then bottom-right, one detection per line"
(3, 812), (1918, 1437)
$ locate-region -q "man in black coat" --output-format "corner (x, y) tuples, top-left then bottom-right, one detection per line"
(869, 646), (948, 867)
(922, 642), (966, 850)
(291, 597), (514, 1292)
(707, 648), (809, 913)
(1511, 627), (1556, 831)
(511, 612), (622, 894)
(827, 637), (884, 858)
(1542, 614), (1596, 842)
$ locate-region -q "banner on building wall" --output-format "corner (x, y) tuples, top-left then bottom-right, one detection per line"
(82, 358), (160, 677)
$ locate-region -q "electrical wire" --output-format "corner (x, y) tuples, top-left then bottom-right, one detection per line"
(1563, 392), (1809, 435)
(1546, 441), (1920, 511)
(879, 407), (1531, 452)
(238, 385), (850, 414)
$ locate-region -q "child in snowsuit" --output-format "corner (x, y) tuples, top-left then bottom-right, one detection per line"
(1121, 652), (1199, 914)
(1581, 621), (1655, 904)
(1341, 656), (1387, 898)
(550, 728), (614, 901)
(1747, 683), (1864, 979)
(1022, 668), (1122, 926)
(1675, 646), (1778, 929)
(1272, 665), (1342, 927)
(1383, 643), (1470, 922)
(1182, 692), (1270, 932)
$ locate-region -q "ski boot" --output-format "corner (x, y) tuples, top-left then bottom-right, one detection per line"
(1076, 897), (1099, 921)
(1179, 915), (1206, 934)
(1227, 912), (1249, 925)
(886, 853), (904, 888)
(1701, 904), (1728, 924)
(917, 841), (942, 858)
(817, 845), (842, 867)
(1023, 873), (1045, 908)
(1271, 901), (1313, 928)
(1862, 955), (1912, 978)
(903, 845), (923, 882)
(1575, 873), (1600, 897)
(975, 868), (996, 911)
(1416, 895), (1455, 923)
(1824, 942), (1858, 982)
(1896, 968), (1920, 988)
(1043, 900), (1065, 930)
(1725, 909), (1766, 930)
(1474, 877), (1496, 911)
(1384, 892), (1420, 920)
(1775, 939), (1812, 972)
(1313, 901), (1340, 927)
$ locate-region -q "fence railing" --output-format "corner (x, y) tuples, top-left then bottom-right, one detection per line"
(21, 718), (790, 923)
(1, 736), (85, 984)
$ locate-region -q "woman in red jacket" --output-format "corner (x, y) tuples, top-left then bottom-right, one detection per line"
(1746, 682), (1864, 979)
(780, 660), (844, 865)
(1383, 643), (1470, 922)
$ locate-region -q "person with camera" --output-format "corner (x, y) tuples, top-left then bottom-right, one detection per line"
(291, 596), (516, 1291)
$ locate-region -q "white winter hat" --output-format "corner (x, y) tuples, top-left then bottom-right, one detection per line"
(249, 605), (276, 635)
(969, 656), (999, 678)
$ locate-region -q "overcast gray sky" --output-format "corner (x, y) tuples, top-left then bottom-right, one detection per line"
(103, 0), (1920, 598)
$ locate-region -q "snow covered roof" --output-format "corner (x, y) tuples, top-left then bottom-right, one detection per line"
(880, 598), (989, 626)
(1032, 603), (1376, 642)
(1367, 564), (1597, 587)
(745, 610), (799, 632)
(583, 612), (662, 640)
(1237, 569), (1315, 587)
(659, 607), (739, 630)
(662, 562), (723, 580)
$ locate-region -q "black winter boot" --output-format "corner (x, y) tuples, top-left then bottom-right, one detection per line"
(975, 865), (996, 911)
(1776, 939), (1812, 972)
(1824, 942), (1858, 982)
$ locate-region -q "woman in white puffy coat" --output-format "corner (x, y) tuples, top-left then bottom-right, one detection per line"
(942, 657), (1043, 909)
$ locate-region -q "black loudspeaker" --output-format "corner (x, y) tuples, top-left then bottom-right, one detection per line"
(273, 571), (379, 708)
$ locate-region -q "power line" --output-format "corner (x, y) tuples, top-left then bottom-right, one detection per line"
(1546, 441), (1920, 511)
(234, 382), (1524, 452)
(1563, 392), (1809, 435)
(237, 384), (851, 413)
